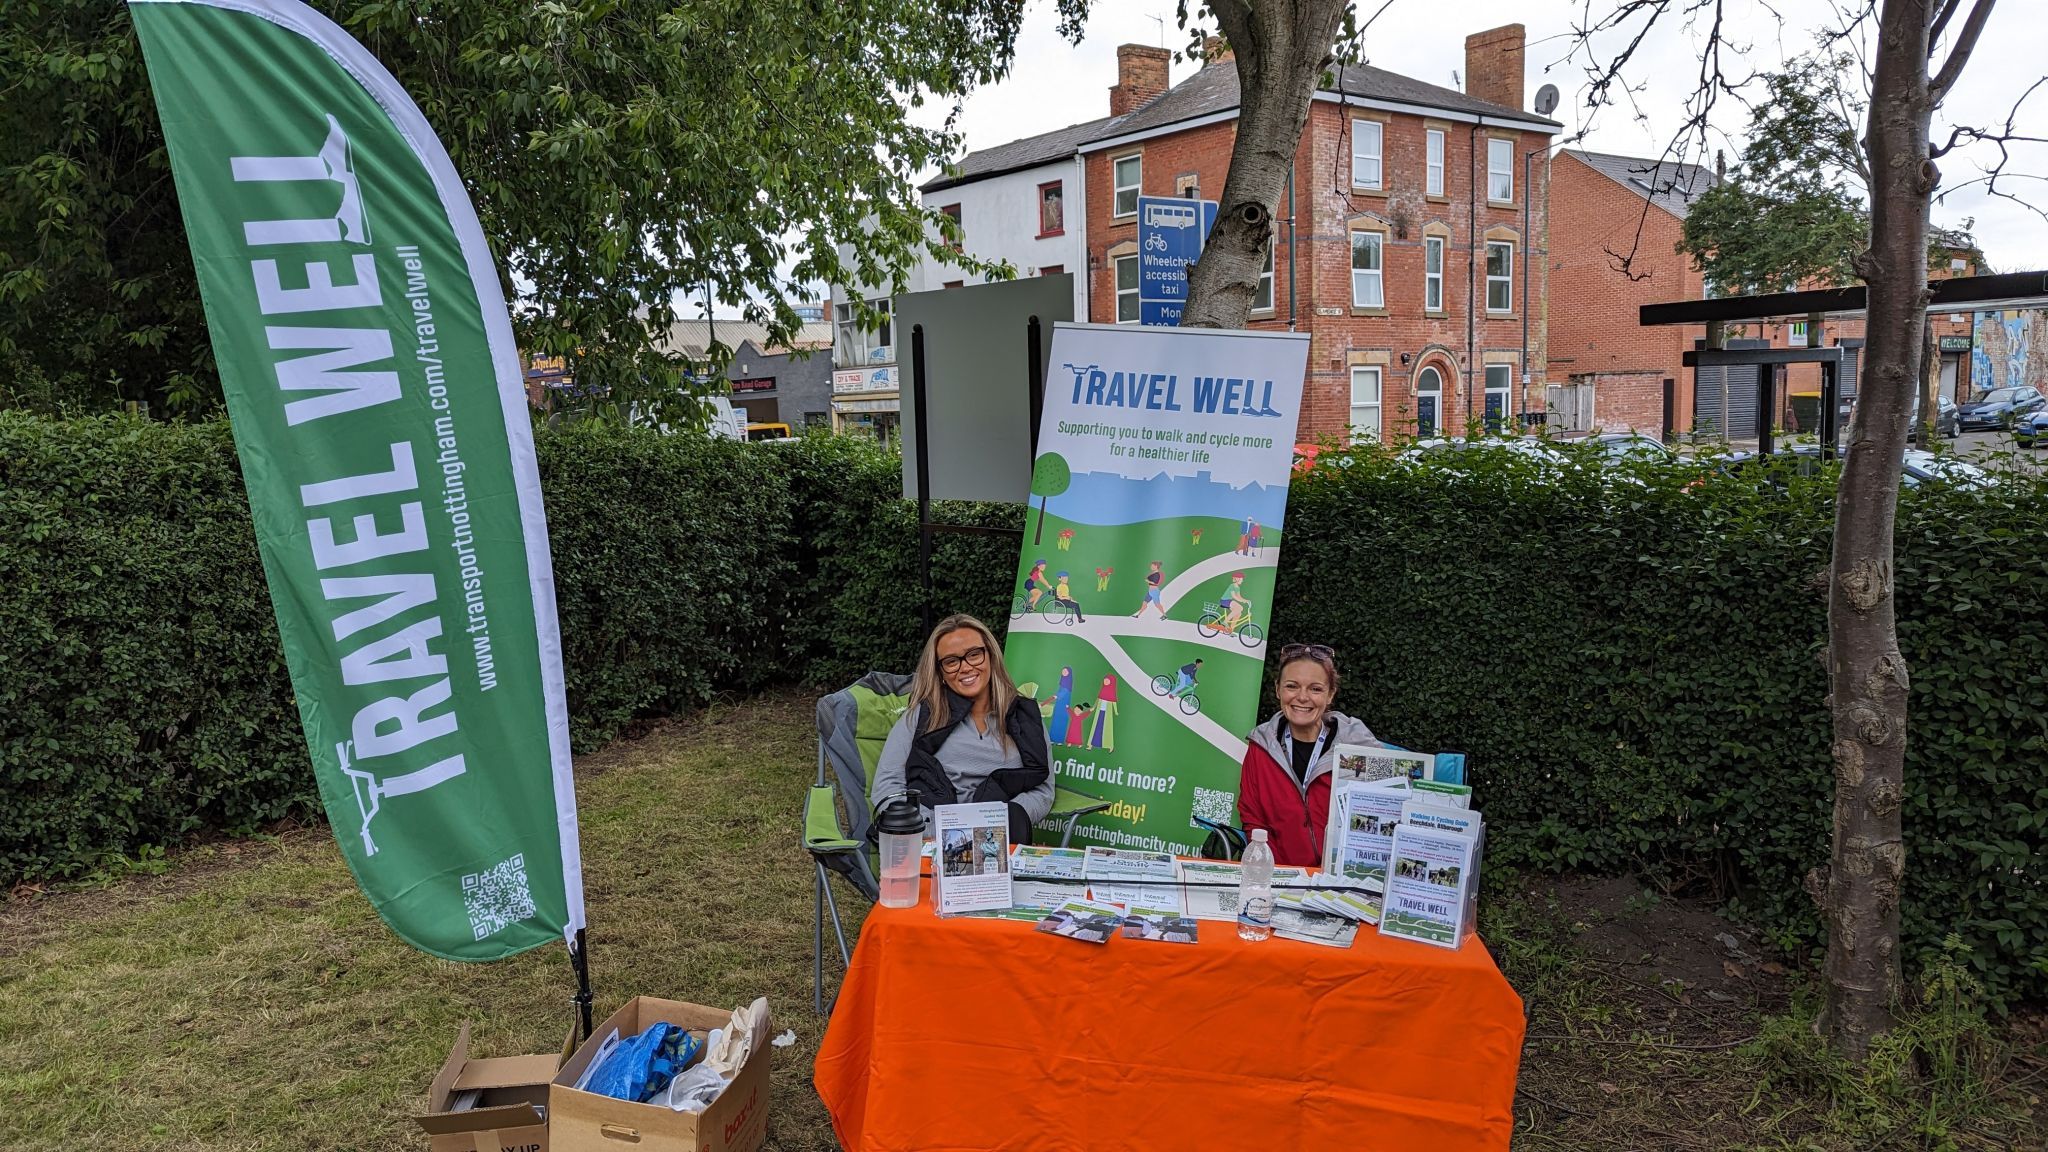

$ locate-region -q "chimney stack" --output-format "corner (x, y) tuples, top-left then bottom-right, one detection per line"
(1463, 24), (1526, 110)
(1202, 35), (1235, 66)
(1111, 44), (1171, 116)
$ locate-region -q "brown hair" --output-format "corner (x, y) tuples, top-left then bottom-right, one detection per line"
(1275, 643), (1340, 693)
(911, 614), (1021, 743)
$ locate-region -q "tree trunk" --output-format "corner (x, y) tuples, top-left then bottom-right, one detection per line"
(1822, 0), (1936, 1060)
(1920, 317), (1942, 444)
(1033, 495), (1048, 545)
(1179, 0), (1351, 330)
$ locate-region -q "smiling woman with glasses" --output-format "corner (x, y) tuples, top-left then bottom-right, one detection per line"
(1232, 643), (1385, 867)
(870, 614), (1054, 846)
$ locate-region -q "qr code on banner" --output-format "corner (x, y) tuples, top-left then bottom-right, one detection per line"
(462, 854), (537, 941)
(1189, 786), (1236, 829)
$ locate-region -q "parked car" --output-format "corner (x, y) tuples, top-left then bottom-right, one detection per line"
(2015, 408), (2048, 447)
(1908, 395), (1959, 441)
(1956, 386), (2047, 431)
(1582, 431), (1677, 463)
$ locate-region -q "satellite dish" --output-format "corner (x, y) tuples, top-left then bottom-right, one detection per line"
(1533, 84), (1561, 115)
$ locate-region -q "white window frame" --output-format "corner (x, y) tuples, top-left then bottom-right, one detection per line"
(1424, 236), (1445, 313)
(1113, 154), (1142, 218)
(834, 298), (893, 365)
(1350, 229), (1385, 309)
(1415, 365), (1445, 437)
(1253, 237), (1275, 314)
(1487, 138), (1514, 202)
(1350, 366), (1383, 443)
(1484, 364), (1513, 426)
(1351, 119), (1383, 190)
(1114, 253), (1139, 323)
(1426, 129), (1446, 196)
(1486, 241), (1514, 313)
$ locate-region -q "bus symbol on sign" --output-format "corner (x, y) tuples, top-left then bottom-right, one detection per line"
(1143, 200), (1201, 230)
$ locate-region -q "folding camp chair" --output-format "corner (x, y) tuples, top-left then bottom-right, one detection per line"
(805, 671), (912, 1013)
(1047, 786), (1113, 847)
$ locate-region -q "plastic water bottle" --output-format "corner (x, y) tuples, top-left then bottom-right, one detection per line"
(1237, 829), (1275, 941)
(876, 792), (925, 909)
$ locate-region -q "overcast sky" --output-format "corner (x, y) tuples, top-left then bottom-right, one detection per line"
(938, 0), (2046, 266)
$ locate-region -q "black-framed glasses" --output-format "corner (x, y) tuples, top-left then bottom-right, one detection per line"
(1278, 643), (1335, 662)
(939, 645), (990, 674)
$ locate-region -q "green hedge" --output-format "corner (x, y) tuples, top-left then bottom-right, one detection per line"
(3, 412), (2044, 1000)
(1272, 445), (2048, 1002)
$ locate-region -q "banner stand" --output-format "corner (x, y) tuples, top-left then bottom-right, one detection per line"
(908, 317), (1047, 636)
(569, 928), (595, 1040)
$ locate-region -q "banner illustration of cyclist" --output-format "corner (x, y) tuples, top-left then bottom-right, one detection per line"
(129, 0), (583, 961)
(1003, 323), (1308, 853)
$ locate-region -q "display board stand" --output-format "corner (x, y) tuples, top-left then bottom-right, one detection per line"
(909, 317), (1045, 635)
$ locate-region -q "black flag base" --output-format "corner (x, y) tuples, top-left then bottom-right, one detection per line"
(569, 927), (595, 1040)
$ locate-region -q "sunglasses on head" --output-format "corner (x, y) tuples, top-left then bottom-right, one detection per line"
(1278, 643), (1335, 662)
(939, 645), (990, 674)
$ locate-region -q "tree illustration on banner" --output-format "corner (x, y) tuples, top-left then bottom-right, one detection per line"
(1031, 452), (1071, 545)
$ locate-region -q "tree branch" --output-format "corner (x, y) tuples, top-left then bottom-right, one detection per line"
(1929, 0), (1996, 102)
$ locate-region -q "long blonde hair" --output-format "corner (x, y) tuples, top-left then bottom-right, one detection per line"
(912, 613), (1020, 742)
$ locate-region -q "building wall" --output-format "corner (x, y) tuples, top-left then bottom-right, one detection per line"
(1546, 152), (1703, 434)
(719, 339), (833, 429)
(920, 158), (1089, 318)
(1080, 90), (1552, 443)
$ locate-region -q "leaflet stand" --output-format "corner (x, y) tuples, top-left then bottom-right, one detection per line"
(909, 317), (1044, 636)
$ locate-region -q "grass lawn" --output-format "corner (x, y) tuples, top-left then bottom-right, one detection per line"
(2, 689), (2040, 1150)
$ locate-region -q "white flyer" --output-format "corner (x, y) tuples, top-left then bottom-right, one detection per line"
(1083, 846), (1183, 915)
(1379, 824), (1479, 949)
(932, 802), (1013, 917)
(1332, 744), (1436, 785)
(1175, 859), (1308, 922)
(1009, 845), (1087, 912)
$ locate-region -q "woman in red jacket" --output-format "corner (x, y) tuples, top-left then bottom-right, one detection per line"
(1235, 644), (1381, 868)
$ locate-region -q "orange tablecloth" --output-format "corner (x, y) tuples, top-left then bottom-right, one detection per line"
(813, 878), (1525, 1151)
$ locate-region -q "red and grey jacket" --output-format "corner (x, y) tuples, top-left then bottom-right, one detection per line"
(1235, 711), (1380, 868)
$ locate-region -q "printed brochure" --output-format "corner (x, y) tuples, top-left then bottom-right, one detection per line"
(1175, 859), (1309, 921)
(1035, 899), (1125, 944)
(1332, 744), (1436, 785)
(932, 802), (1013, 917)
(1120, 911), (1201, 944)
(1271, 892), (1359, 947)
(1009, 845), (1088, 912)
(1083, 846), (1183, 914)
(1380, 824), (1480, 949)
(1323, 781), (1406, 884)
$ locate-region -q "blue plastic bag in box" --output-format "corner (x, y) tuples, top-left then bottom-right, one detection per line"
(585, 1023), (705, 1103)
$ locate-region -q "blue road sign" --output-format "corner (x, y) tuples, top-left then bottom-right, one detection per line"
(1137, 195), (1219, 326)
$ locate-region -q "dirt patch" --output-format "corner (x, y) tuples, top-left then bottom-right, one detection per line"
(1552, 874), (1795, 1029)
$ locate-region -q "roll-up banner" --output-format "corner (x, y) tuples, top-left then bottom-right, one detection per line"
(1005, 323), (1308, 852)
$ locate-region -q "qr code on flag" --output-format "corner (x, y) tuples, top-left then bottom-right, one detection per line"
(462, 854), (537, 941)
(1190, 786), (1236, 829)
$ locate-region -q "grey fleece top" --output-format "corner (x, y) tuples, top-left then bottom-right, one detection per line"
(871, 709), (1059, 832)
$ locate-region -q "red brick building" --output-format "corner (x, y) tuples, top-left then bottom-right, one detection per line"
(1546, 149), (1715, 434)
(932, 26), (1561, 443)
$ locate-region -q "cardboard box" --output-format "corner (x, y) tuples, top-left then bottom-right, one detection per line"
(418, 1022), (576, 1152)
(550, 997), (771, 1152)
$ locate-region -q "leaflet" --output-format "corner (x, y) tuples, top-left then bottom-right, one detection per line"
(1323, 781), (1406, 884)
(1120, 911), (1201, 944)
(1271, 896), (1359, 948)
(1083, 846), (1183, 915)
(1333, 744), (1436, 785)
(1401, 799), (1482, 837)
(1009, 845), (1087, 913)
(932, 802), (1013, 917)
(1380, 824), (1479, 949)
(1409, 778), (1473, 809)
(1035, 898), (1124, 944)
(1175, 859), (1309, 922)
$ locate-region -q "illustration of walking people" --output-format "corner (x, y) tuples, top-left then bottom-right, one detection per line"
(1050, 666), (1074, 743)
(1133, 560), (1167, 618)
(1238, 515), (1257, 556)
(1065, 701), (1093, 747)
(1249, 520), (1264, 556)
(1088, 675), (1118, 750)
(1052, 571), (1087, 622)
